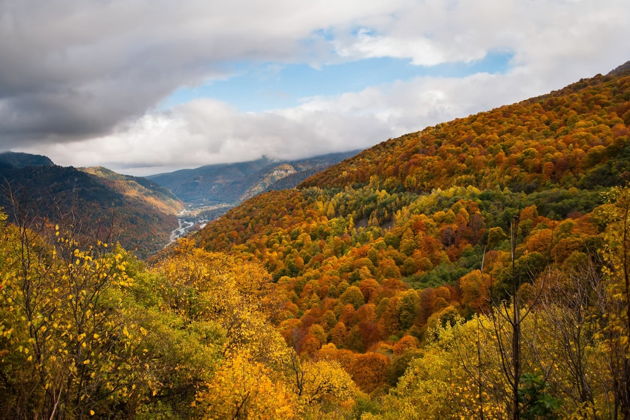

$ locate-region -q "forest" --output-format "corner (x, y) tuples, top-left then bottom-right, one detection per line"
(0, 69), (629, 419)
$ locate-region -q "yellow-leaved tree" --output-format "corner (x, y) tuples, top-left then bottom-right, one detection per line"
(195, 351), (296, 420)
(0, 218), (151, 417)
(597, 187), (630, 418)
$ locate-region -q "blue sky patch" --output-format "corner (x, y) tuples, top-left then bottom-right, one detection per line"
(159, 50), (513, 112)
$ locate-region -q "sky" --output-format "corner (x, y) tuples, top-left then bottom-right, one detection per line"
(1, 0), (629, 175)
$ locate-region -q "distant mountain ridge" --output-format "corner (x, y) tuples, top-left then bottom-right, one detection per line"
(148, 150), (360, 207)
(0, 151), (54, 168)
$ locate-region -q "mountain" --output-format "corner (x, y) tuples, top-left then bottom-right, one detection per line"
(149, 157), (275, 206)
(0, 151), (54, 168)
(199, 68), (630, 253)
(302, 72), (630, 191)
(0, 156), (184, 257)
(608, 59), (630, 76)
(148, 150), (359, 207)
(187, 64), (630, 395)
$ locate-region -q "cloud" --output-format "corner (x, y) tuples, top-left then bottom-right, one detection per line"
(0, 0), (404, 146)
(20, 70), (544, 175)
(332, 0), (630, 76)
(26, 98), (393, 175)
(5, 0), (630, 174)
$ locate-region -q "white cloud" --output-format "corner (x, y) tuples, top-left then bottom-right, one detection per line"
(332, 0), (630, 75)
(20, 71), (543, 175)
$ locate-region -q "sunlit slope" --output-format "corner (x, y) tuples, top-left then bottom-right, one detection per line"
(81, 166), (184, 215)
(302, 68), (630, 192)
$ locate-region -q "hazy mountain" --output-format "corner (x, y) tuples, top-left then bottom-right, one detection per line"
(148, 150), (359, 207)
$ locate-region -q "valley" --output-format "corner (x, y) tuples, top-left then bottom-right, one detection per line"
(151, 151), (361, 243)
(169, 203), (233, 242)
(0, 150), (359, 253)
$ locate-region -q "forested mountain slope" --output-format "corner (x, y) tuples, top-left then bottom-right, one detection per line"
(187, 64), (630, 415)
(80, 166), (183, 216)
(302, 67), (629, 191)
(0, 157), (183, 257)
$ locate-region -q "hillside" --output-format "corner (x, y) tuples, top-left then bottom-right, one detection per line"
(149, 151), (359, 207)
(80, 166), (183, 215)
(0, 157), (183, 257)
(302, 68), (630, 191)
(189, 64), (630, 404)
(199, 68), (629, 252)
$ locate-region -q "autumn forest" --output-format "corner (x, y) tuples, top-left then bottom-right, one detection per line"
(1, 65), (630, 419)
